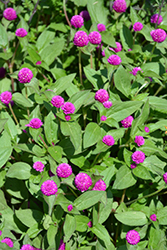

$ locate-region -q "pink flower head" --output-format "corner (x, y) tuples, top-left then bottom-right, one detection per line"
(0, 91), (12, 105)
(56, 163), (72, 178)
(144, 126), (149, 133)
(130, 67), (143, 76)
(126, 230), (140, 245)
(101, 116), (107, 121)
(25, 118), (43, 129)
(103, 101), (112, 108)
(130, 163), (137, 169)
(61, 102), (75, 114)
(150, 214), (157, 221)
(18, 68), (33, 83)
(133, 22), (143, 32)
(107, 55), (122, 65)
(113, 0), (127, 13)
(75, 173), (92, 192)
(20, 245), (34, 250)
(134, 135), (145, 147)
(73, 31), (89, 47)
(1, 238), (13, 248)
(87, 221), (92, 228)
(102, 135), (115, 146)
(151, 14), (163, 25)
(51, 95), (64, 108)
(163, 172), (167, 184)
(131, 151), (145, 164)
(102, 49), (106, 57)
(150, 29), (166, 43)
(41, 180), (58, 196)
(121, 116), (133, 128)
(0, 230), (2, 236)
(88, 31), (102, 45)
(33, 161), (45, 172)
(71, 15), (84, 28)
(97, 23), (106, 32)
(110, 42), (122, 53)
(67, 204), (73, 211)
(65, 115), (71, 121)
(15, 28), (28, 37)
(95, 89), (109, 103)
(58, 239), (65, 250)
(79, 10), (90, 21)
(92, 179), (106, 191)
(36, 61), (42, 65)
(3, 8), (17, 21)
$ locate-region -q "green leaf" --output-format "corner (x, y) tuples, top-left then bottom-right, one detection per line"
(44, 112), (58, 145)
(0, 119), (8, 133)
(115, 211), (147, 226)
(63, 214), (76, 242)
(0, 23), (8, 47)
(47, 224), (58, 247)
(114, 65), (131, 97)
(130, 6), (141, 23)
(120, 25), (133, 50)
(87, 0), (109, 25)
(123, 148), (132, 167)
(27, 47), (41, 64)
(0, 132), (12, 168)
(0, 189), (8, 210)
(132, 164), (152, 180)
(148, 226), (165, 250)
(140, 140), (167, 159)
(145, 96), (167, 114)
(15, 209), (43, 227)
(50, 73), (76, 95)
(48, 146), (62, 163)
(1, 111), (18, 139)
(6, 162), (31, 180)
(12, 93), (33, 108)
(36, 29), (55, 51)
(99, 188), (113, 224)
(113, 165), (136, 190)
(100, 165), (116, 188)
(68, 90), (90, 112)
(5, 178), (28, 199)
(83, 122), (101, 148)
(157, 207), (167, 225)
(0, 52), (13, 60)
(101, 31), (116, 47)
(70, 0), (87, 6)
(75, 215), (89, 232)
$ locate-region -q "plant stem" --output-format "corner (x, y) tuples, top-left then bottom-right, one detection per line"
(120, 189), (126, 203)
(155, 0), (165, 29)
(9, 103), (19, 124)
(79, 49), (83, 85)
(154, 85), (163, 96)
(25, 86), (30, 117)
(90, 153), (100, 168)
(63, 0), (72, 28)
(90, 53), (93, 69)
(28, 0), (40, 24)
(39, 135), (48, 149)
(150, 42), (157, 61)
(68, 186), (78, 198)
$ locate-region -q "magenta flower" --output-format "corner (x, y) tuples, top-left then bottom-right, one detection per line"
(102, 135), (115, 146)
(41, 180), (58, 196)
(3, 8), (17, 21)
(150, 14), (163, 25)
(150, 29), (166, 43)
(33, 161), (45, 172)
(150, 214), (157, 221)
(92, 179), (106, 191)
(56, 163), (72, 178)
(163, 172), (167, 184)
(51, 95), (64, 108)
(110, 42), (122, 53)
(71, 15), (84, 28)
(103, 101), (112, 108)
(73, 31), (89, 47)
(0, 230), (2, 236)
(126, 230), (140, 245)
(130, 163), (137, 169)
(75, 173), (92, 192)
(101, 116), (107, 121)
(87, 221), (92, 228)
(95, 89), (109, 103)
(65, 115), (71, 121)
(0, 91), (12, 105)
(134, 135), (145, 147)
(131, 151), (145, 164)
(15, 28), (28, 37)
(121, 116), (134, 128)
(130, 67), (143, 76)
(133, 22), (143, 32)
(58, 239), (65, 250)
(97, 23), (106, 32)
(25, 118), (43, 129)
(20, 245), (34, 250)
(61, 102), (75, 114)
(102, 49), (105, 57)
(36, 61), (42, 65)
(113, 0), (127, 13)
(79, 10), (90, 21)
(67, 204), (73, 211)
(144, 126), (150, 133)
(88, 31), (102, 45)
(1, 238), (13, 248)
(108, 55), (122, 65)
(18, 68), (33, 83)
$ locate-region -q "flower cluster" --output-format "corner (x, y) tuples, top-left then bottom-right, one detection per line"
(112, 0), (127, 13)
(67, 204), (73, 211)
(121, 116), (133, 128)
(95, 89), (109, 103)
(111, 42), (122, 53)
(20, 244), (34, 250)
(51, 95), (64, 108)
(15, 28), (28, 37)
(25, 118), (43, 129)
(41, 180), (58, 196)
(88, 31), (102, 45)
(3, 8), (17, 21)
(1, 238), (13, 248)
(73, 31), (89, 47)
(163, 172), (167, 184)
(92, 179), (106, 191)
(56, 163), (72, 178)
(133, 22), (143, 31)
(126, 230), (140, 245)
(101, 115), (107, 121)
(61, 102), (75, 114)
(75, 173), (92, 192)
(79, 10), (90, 21)
(102, 135), (115, 146)
(108, 55), (122, 65)
(103, 101), (112, 108)
(131, 151), (145, 164)
(134, 135), (145, 147)
(33, 161), (45, 172)
(18, 68), (33, 83)
(97, 23), (106, 32)
(130, 67), (143, 76)
(150, 214), (157, 221)
(71, 15), (84, 28)
(150, 14), (163, 25)
(150, 29), (166, 43)
(0, 91), (12, 105)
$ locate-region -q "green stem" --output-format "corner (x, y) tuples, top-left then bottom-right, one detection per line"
(150, 42), (157, 61)
(39, 135), (48, 149)
(154, 85), (163, 96)
(79, 49), (83, 86)
(9, 103), (18, 124)
(25, 86), (30, 117)
(69, 186), (78, 198)
(90, 53), (93, 69)
(90, 153), (100, 168)
(120, 189), (126, 203)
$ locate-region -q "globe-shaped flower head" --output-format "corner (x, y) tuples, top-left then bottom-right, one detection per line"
(113, 0), (127, 13)
(18, 68), (33, 83)
(15, 28), (28, 37)
(61, 102), (75, 114)
(56, 163), (72, 178)
(67, 204), (73, 211)
(3, 8), (17, 21)
(134, 135), (145, 147)
(110, 42), (122, 53)
(79, 10), (90, 21)
(103, 101), (112, 108)
(131, 151), (145, 164)
(58, 239), (66, 250)
(133, 22), (143, 31)
(20, 245), (34, 250)
(1, 238), (13, 248)
(71, 15), (84, 28)
(51, 95), (64, 108)
(150, 214), (157, 221)
(121, 116), (133, 128)
(88, 31), (102, 45)
(73, 31), (89, 47)
(102, 135), (115, 146)
(92, 179), (106, 191)
(41, 180), (58, 196)
(25, 118), (43, 129)
(126, 230), (140, 245)
(33, 161), (45, 172)
(163, 172), (167, 184)
(97, 23), (106, 32)
(130, 67), (143, 76)
(95, 89), (109, 103)
(108, 55), (122, 65)
(150, 29), (166, 43)
(0, 91), (12, 105)
(75, 173), (92, 192)
(101, 116), (107, 121)
(151, 14), (163, 25)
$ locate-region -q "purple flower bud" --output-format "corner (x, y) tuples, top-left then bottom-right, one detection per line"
(25, 118), (43, 129)
(130, 163), (137, 169)
(163, 172), (167, 184)
(150, 29), (166, 43)
(1, 238), (13, 248)
(110, 42), (122, 53)
(71, 15), (84, 28)
(61, 102), (75, 114)
(92, 179), (106, 191)
(131, 151), (145, 164)
(65, 115), (71, 121)
(18, 68), (33, 83)
(107, 55), (122, 65)
(134, 135), (145, 147)
(33, 161), (45, 172)
(126, 230), (140, 245)
(75, 173), (92, 192)
(51, 95), (64, 108)
(113, 0), (127, 13)
(150, 14), (163, 25)
(97, 23), (106, 32)
(121, 116), (133, 128)
(0, 230), (2, 236)
(41, 180), (58, 196)
(88, 31), (102, 45)
(3, 8), (17, 21)
(79, 10), (90, 21)
(15, 28), (28, 37)
(56, 163), (72, 178)
(95, 89), (109, 103)
(133, 22), (143, 31)
(150, 214), (157, 221)
(0, 91), (12, 105)
(87, 221), (92, 227)
(103, 101), (112, 108)
(20, 244), (34, 250)
(102, 135), (115, 146)
(144, 126), (150, 133)
(67, 204), (73, 211)
(36, 61), (42, 65)
(73, 31), (89, 47)
(101, 116), (107, 121)
(58, 239), (65, 250)
(130, 67), (143, 76)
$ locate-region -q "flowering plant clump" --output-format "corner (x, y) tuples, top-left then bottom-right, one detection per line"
(67, 204), (73, 211)
(150, 214), (157, 221)
(61, 102), (75, 114)
(92, 179), (106, 191)
(112, 0), (127, 13)
(110, 41), (122, 53)
(1, 238), (13, 247)
(103, 100), (112, 108)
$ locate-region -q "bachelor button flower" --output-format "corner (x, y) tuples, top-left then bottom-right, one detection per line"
(65, 115), (71, 121)
(130, 67), (143, 76)
(79, 10), (90, 21)
(101, 116), (107, 121)
(18, 68), (33, 83)
(3, 8), (17, 21)
(163, 172), (167, 184)
(110, 42), (122, 53)
(75, 173), (92, 192)
(113, 0), (127, 13)
(15, 28), (28, 37)
(97, 23), (106, 32)
(41, 180), (58, 196)
(71, 15), (84, 28)
(150, 214), (157, 221)
(87, 221), (92, 228)
(130, 163), (137, 169)
(88, 31), (102, 45)
(133, 22), (143, 32)
(20, 245), (34, 250)
(121, 116), (134, 128)
(36, 61), (42, 65)
(33, 161), (45, 172)
(1, 238), (13, 248)
(92, 179), (106, 191)
(61, 102), (75, 114)
(150, 29), (166, 43)
(58, 239), (65, 250)
(67, 204), (73, 211)
(126, 230), (140, 245)
(56, 163), (72, 178)
(134, 135), (145, 147)
(144, 126), (149, 133)
(73, 31), (89, 47)
(107, 55), (122, 65)
(25, 118), (43, 129)
(51, 95), (64, 108)
(102, 135), (115, 146)
(151, 14), (163, 25)
(95, 89), (109, 103)
(131, 151), (145, 164)
(0, 67), (6, 78)
(103, 101), (112, 108)
(0, 91), (12, 105)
